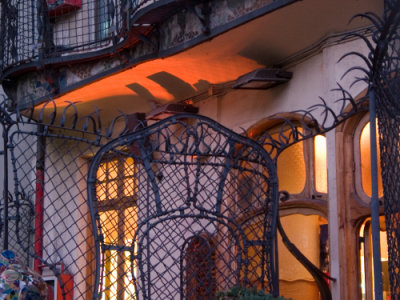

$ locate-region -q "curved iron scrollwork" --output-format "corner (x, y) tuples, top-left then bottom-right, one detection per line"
(15, 98), (147, 138)
(255, 83), (369, 160)
(88, 114), (280, 299)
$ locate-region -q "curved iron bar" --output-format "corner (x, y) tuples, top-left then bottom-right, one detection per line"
(277, 217), (333, 300)
(256, 84), (369, 160)
(3, 98), (150, 140)
(87, 113), (279, 298)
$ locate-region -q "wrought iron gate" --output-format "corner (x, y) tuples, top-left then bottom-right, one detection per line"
(0, 102), (280, 299)
(87, 114), (279, 299)
(0, 100), (115, 299)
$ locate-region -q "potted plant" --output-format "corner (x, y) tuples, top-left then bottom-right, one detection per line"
(216, 286), (291, 300)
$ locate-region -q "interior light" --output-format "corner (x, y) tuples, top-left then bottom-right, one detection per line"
(314, 135), (327, 193)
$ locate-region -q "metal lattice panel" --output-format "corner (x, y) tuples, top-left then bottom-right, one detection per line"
(374, 0), (400, 295)
(10, 128), (102, 299)
(0, 0), (130, 71)
(0, 0), (175, 73)
(88, 115), (279, 299)
(0, 98), (143, 299)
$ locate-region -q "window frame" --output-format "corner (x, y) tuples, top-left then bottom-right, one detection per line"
(96, 155), (138, 300)
(353, 113), (384, 204)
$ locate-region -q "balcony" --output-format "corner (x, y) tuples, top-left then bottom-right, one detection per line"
(0, 0), (183, 75)
(0, 0), (381, 113)
(0, 0), (307, 108)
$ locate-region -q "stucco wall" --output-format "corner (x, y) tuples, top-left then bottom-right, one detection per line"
(196, 38), (368, 132)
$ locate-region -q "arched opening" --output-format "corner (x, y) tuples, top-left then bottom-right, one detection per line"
(183, 234), (216, 300)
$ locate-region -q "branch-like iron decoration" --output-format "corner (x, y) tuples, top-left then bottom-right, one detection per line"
(256, 83), (369, 161)
(2, 97), (147, 140)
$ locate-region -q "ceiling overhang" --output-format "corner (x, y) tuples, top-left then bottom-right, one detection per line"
(36, 0), (382, 120)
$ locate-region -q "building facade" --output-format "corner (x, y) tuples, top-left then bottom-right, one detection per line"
(0, 0), (397, 299)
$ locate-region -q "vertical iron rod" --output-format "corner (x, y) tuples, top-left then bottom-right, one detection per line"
(369, 88), (383, 300)
(2, 126), (9, 250)
(34, 125), (46, 272)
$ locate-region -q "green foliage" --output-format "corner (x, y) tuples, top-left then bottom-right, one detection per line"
(216, 286), (292, 300)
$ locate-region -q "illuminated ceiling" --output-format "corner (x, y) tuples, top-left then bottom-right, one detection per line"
(53, 0), (382, 118)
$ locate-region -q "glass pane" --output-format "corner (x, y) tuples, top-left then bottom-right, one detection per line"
(108, 160), (119, 179)
(124, 251), (136, 299)
(124, 157), (135, 176)
(97, 182), (107, 201)
(124, 157), (136, 196)
(108, 180), (118, 200)
(278, 215), (321, 300)
(97, 163), (106, 181)
(277, 140), (306, 194)
(102, 250), (119, 300)
(124, 178), (136, 197)
(360, 122), (383, 197)
(124, 207), (137, 244)
(314, 135), (328, 193)
(359, 217), (390, 300)
(100, 210), (118, 244)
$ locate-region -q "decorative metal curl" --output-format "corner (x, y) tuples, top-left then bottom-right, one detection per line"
(2, 97), (148, 140)
(257, 82), (368, 160)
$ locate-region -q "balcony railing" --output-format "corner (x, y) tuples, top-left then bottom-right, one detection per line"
(0, 0), (165, 76)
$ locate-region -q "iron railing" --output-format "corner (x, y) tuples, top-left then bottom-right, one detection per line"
(0, 0), (172, 75)
(0, 99), (282, 299)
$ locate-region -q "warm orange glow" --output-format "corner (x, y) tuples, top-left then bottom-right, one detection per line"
(97, 157), (137, 299)
(360, 122), (383, 197)
(52, 38), (263, 111)
(100, 210), (118, 243)
(359, 216), (390, 299)
(314, 135), (327, 193)
(278, 214), (321, 300)
(277, 139), (306, 194)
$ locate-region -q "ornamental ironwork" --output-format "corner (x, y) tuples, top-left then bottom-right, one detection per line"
(87, 114), (279, 299)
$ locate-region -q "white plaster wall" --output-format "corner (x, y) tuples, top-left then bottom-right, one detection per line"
(0, 86), (37, 263)
(197, 38), (370, 132)
(43, 137), (96, 298)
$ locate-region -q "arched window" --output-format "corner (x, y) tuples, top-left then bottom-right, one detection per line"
(249, 118), (329, 300)
(359, 121), (383, 198)
(278, 213), (328, 300)
(359, 217), (390, 299)
(96, 156), (137, 299)
(264, 126), (328, 201)
(353, 114), (389, 299)
(354, 114), (384, 203)
(314, 135), (328, 194)
(183, 234), (216, 300)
